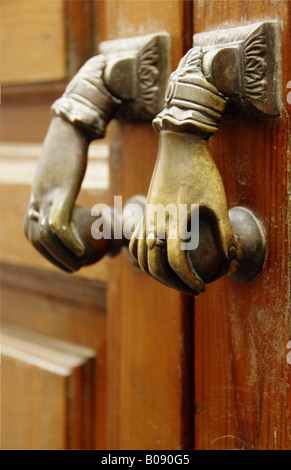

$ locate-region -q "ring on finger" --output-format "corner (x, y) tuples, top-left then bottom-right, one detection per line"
(146, 232), (166, 250)
(28, 207), (40, 221)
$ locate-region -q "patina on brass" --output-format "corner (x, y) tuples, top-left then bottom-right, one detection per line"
(194, 21), (281, 117)
(24, 33), (170, 272)
(129, 46), (237, 294)
(129, 21), (280, 294)
(24, 23), (278, 294)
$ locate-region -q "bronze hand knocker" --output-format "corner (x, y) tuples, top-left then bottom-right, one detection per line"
(25, 23), (280, 294)
(129, 47), (237, 294)
(24, 55), (118, 272)
(24, 33), (170, 272)
(129, 21), (281, 294)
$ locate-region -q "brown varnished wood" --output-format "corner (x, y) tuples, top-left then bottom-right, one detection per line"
(1, 277), (107, 450)
(65, 0), (96, 76)
(2, 350), (71, 449)
(0, 0), (109, 449)
(2, 101), (57, 143)
(1, 0), (95, 86)
(1, 322), (96, 449)
(99, 0), (195, 450)
(1, 262), (106, 310)
(1, 0), (67, 85)
(193, 0), (291, 450)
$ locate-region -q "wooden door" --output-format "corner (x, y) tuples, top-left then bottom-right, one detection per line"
(1, 0), (109, 450)
(1, 0), (290, 451)
(192, 1), (291, 450)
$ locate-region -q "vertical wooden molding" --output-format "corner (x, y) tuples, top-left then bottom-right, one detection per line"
(65, 0), (96, 77)
(105, 0), (195, 450)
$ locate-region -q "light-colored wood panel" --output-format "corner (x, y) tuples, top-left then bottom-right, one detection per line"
(0, 141), (109, 188)
(1, 351), (68, 449)
(0, 0), (109, 452)
(1, 0), (66, 85)
(1, 322), (96, 450)
(1, 274), (107, 450)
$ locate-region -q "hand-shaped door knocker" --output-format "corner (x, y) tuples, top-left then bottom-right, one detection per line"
(24, 33), (170, 272)
(25, 23), (280, 294)
(129, 21), (281, 294)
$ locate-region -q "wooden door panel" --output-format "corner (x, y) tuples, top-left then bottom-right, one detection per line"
(192, 0), (291, 450)
(1, 0), (109, 449)
(1, 263), (107, 450)
(1, 0), (95, 86)
(1, 0), (66, 85)
(1, 322), (96, 450)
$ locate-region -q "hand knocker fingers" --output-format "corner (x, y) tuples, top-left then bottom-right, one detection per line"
(128, 219), (142, 263)
(146, 231), (196, 295)
(167, 234), (205, 294)
(25, 207), (76, 272)
(37, 207), (82, 272)
(137, 231), (151, 274)
(49, 203), (85, 258)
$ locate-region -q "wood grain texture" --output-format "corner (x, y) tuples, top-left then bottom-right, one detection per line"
(1, 0), (67, 85)
(100, 0), (195, 450)
(1, 278), (107, 450)
(192, 0), (291, 450)
(1, 262), (106, 310)
(65, 0), (96, 76)
(1, 0), (110, 450)
(1, 322), (96, 450)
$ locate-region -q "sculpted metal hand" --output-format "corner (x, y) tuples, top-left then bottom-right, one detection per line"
(24, 33), (169, 272)
(24, 55), (122, 272)
(129, 47), (238, 294)
(129, 20), (280, 294)
(24, 26), (272, 285)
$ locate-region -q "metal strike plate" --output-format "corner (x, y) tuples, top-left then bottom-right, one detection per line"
(193, 21), (281, 118)
(99, 32), (170, 121)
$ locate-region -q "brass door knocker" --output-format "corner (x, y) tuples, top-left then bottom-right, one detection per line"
(24, 33), (170, 272)
(25, 22), (281, 295)
(129, 21), (281, 294)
